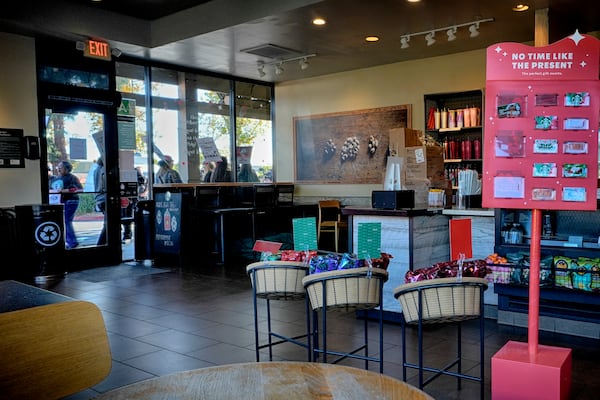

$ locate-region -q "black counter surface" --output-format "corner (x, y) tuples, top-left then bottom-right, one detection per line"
(0, 280), (72, 313)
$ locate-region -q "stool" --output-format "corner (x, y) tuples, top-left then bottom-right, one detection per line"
(247, 261), (312, 361)
(302, 267), (388, 372)
(393, 277), (488, 399)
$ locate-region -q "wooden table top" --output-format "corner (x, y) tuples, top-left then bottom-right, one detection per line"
(95, 361), (433, 400)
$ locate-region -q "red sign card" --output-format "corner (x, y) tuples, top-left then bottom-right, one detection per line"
(449, 219), (473, 260)
(483, 32), (600, 211)
(252, 240), (282, 253)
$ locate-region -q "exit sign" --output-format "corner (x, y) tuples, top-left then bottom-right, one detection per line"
(84, 39), (111, 61)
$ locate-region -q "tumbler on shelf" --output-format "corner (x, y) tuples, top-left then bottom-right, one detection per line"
(463, 108), (471, 127)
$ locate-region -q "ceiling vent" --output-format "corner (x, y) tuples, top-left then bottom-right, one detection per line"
(241, 44), (304, 60)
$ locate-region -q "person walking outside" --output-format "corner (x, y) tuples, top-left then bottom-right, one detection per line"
(155, 155), (183, 184)
(51, 160), (83, 249)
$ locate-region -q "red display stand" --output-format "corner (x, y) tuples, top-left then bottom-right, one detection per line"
(483, 31), (600, 400)
(492, 341), (572, 400)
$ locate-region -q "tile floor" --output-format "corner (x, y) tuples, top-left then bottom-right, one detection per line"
(44, 260), (599, 400)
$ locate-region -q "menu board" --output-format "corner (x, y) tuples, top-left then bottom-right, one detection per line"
(482, 31), (600, 211)
(0, 128), (24, 168)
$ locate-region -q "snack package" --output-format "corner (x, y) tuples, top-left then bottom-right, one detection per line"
(554, 255), (574, 289)
(573, 257), (594, 291)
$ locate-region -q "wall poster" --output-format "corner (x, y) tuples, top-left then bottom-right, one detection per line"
(483, 31), (600, 211)
(293, 105), (411, 183)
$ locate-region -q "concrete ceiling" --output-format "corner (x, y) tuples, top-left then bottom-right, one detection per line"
(1, 0), (598, 82)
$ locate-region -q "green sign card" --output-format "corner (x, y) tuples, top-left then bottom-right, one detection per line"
(292, 217), (318, 251)
(357, 222), (381, 259)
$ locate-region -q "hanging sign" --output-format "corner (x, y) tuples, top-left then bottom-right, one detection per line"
(482, 31), (600, 211)
(84, 39), (111, 61)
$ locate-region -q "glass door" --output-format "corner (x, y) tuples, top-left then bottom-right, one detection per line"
(44, 107), (121, 268)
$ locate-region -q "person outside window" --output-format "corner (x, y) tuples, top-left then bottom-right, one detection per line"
(210, 156), (232, 182)
(51, 160), (83, 249)
(202, 161), (214, 182)
(94, 158), (107, 245)
(122, 167), (148, 242)
(237, 163), (259, 182)
(155, 155), (183, 184)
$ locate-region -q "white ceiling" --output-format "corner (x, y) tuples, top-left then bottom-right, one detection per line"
(2, 0), (599, 82)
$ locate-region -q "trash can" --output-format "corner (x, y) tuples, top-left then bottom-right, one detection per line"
(134, 200), (154, 261)
(0, 207), (18, 280)
(15, 204), (66, 284)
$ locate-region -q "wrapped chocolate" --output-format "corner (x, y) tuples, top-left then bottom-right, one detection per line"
(405, 259), (489, 283)
(372, 253), (393, 270)
(280, 250), (317, 262)
(309, 253), (340, 274)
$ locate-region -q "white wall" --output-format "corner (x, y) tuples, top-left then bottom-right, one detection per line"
(0, 32), (40, 207)
(274, 49), (487, 201)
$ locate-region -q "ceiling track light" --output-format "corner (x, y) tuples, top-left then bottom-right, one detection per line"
(400, 35), (410, 49)
(446, 27), (457, 41)
(256, 53), (316, 77)
(425, 32), (436, 46)
(399, 18), (494, 50)
(257, 62), (266, 78)
(275, 63), (284, 75)
(299, 57), (309, 70)
(469, 22), (480, 38)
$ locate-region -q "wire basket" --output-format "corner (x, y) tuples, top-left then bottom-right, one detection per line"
(393, 277), (488, 324)
(302, 267), (389, 312)
(246, 261), (309, 300)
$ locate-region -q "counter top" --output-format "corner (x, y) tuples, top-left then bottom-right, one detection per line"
(342, 206), (441, 217)
(442, 208), (495, 217)
(0, 280), (72, 313)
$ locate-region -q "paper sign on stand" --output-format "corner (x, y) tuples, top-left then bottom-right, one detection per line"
(292, 217), (318, 251)
(449, 219), (472, 260)
(253, 240), (282, 254)
(356, 223), (381, 260)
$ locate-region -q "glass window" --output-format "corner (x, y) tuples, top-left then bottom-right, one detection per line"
(115, 62), (274, 186)
(235, 82), (272, 182)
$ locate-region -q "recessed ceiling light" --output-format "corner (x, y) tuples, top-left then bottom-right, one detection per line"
(312, 18), (326, 26)
(512, 4), (529, 12)
(406, 0), (421, 3)
(365, 36), (380, 42)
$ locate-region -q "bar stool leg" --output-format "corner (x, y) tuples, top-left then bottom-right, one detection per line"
(363, 316), (369, 370)
(457, 321), (462, 390)
(401, 316), (407, 381)
(252, 278), (260, 362)
(266, 298), (274, 360)
(418, 290), (424, 390)
(304, 295), (312, 362)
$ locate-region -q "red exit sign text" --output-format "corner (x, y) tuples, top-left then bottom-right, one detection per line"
(84, 40), (111, 61)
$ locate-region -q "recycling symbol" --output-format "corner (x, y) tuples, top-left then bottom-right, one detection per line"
(35, 222), (62, 247)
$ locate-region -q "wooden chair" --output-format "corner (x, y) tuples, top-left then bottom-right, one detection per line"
(317, 200), (347, 252)
(0, 300), (112, 400)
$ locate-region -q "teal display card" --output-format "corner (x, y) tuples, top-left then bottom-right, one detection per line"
(293, 217), (318, 250)
(357, 222), (381, 259)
